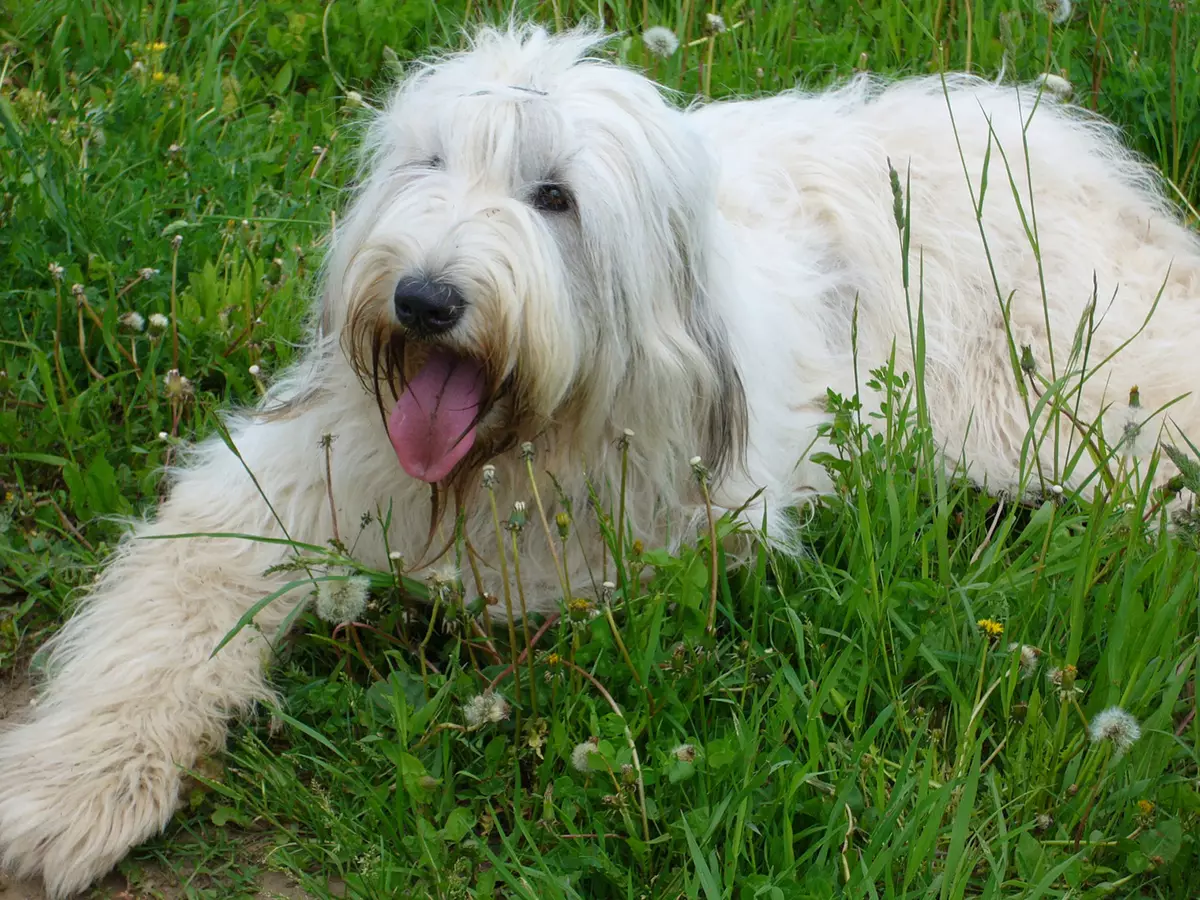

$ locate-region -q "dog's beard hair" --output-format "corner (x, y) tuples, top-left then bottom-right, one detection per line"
(342, 280), (534, 536)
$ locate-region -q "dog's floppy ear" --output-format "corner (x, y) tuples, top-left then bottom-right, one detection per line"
(316, 284), (334, 343)
(676, 225), (749, 483)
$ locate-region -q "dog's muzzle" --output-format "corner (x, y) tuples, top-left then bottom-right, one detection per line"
(385, 276), (485, 484)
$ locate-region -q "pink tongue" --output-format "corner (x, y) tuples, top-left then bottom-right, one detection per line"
(388, 351), (485, 483)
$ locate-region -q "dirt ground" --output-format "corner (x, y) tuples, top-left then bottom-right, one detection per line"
(0, 669), (338, 900)
(0, 869), (315, 900)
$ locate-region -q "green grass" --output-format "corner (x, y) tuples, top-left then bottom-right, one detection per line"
(2, 0), (1199, 897)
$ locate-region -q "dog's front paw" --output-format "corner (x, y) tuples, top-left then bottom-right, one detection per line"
(0, 711), (184, 899)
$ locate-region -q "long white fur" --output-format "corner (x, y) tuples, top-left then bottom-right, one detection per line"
(2, 23), (1198, 897)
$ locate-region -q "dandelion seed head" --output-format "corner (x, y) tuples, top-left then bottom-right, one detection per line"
(571, 737), (600, 772)
(704, 13), (727, 34)
(1008, 642), (1041, 677)
(427, 559), (460, 589)
(642, 26), (679, 59)
(1046, 0), (1072, 25)
(1046, 662), (1081, 697)
(248, 364), (261, 376)
(314, 572), (370, 625)
(1034, 73), (1073, 98)
(148, 312), (169, 331)
(463, 691), (510, 728)
(48, 262), (65, 281)
(672, 743), (696, 763)
(161, 368), (194, 401)
(119, 311), (145, 332)
(1088, 706), (1141, 754)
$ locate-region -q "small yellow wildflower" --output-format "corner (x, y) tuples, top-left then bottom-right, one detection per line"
(567, 597), (598, 623)
(149, 41), (168, 52)
(977, 619), (1004, 639)
(544, 652), (562, 667)
(152, 71), (165, 83)
(1137, 799), (1155, 817)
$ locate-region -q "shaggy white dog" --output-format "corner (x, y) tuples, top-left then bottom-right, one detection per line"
(2, 23), (1198, 897)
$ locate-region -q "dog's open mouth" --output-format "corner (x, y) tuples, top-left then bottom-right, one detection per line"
(387, 348), (486, 483)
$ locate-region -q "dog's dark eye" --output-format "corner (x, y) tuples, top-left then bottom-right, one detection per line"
(425, 155), (444, 169)
(531, 183), (572, 213)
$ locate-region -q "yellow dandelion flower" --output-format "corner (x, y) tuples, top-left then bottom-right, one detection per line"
(977, 619), (1004, 638)
(1137, 799), (1155, 817)
(152, 71), (165, 83)
(150, 41), (168, 52)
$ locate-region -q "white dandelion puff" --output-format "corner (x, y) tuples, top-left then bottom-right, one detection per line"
(571, 737), (600, 772)
(313, 571), (371, 625)
(672, 743), (696, 763)
(119, 311), (145, 332)
(1088, 706), (1141, 755)
(427, 559), (461, 591)
(642, 26), (679, 59)
(463, 691), (510, 728)
(1034, 73), (1073, 99)
(1008, 642), (1041, 678)
(147, 312), (169, 332)
(704, 13), (726, 34)
(1045, 0), (1072, 25)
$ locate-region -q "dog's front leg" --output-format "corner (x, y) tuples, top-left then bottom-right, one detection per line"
(0, 395), (358, 898)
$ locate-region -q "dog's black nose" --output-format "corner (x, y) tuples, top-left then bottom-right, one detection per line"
(393, 277), (465, 335)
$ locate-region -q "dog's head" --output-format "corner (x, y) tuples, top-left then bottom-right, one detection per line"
(328, 24), (746, 491)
